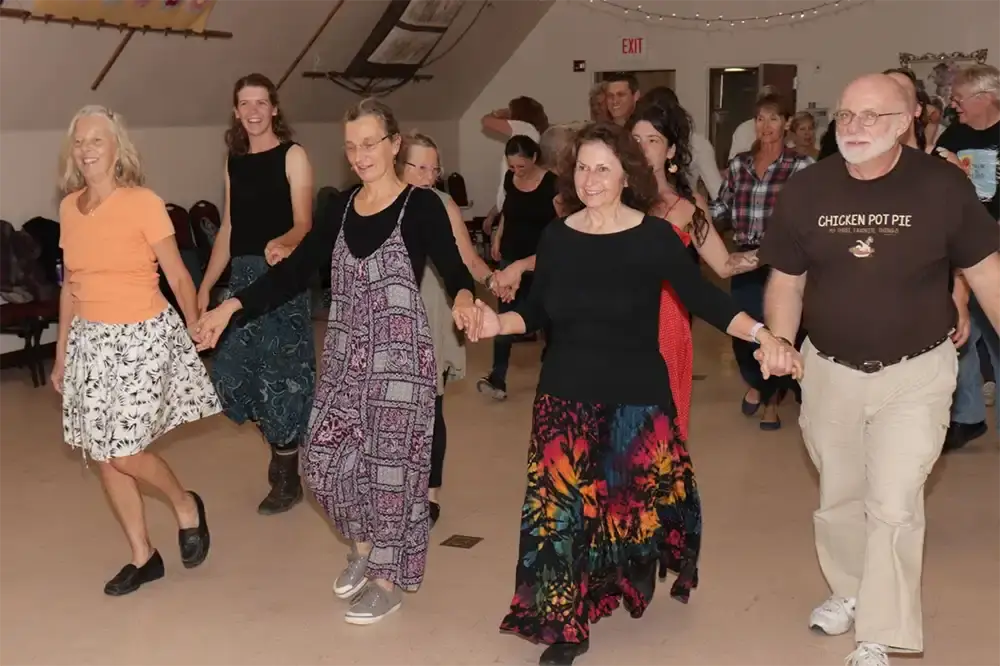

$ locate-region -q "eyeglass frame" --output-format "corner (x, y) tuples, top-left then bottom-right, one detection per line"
(832, 110), (907, 128)
(344, 134), (391, 155)
(404, 162), (442, 177)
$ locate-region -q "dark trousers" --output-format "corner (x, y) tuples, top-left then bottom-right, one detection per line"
(730, 266), (802, 405)
(490, 269), (536, 387)
(430, 374), (448, 489)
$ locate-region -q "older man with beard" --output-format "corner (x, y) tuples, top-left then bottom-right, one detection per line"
(759, 74), (1000, 666)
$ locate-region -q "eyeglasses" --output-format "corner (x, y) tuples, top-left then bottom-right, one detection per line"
(344, 135), (389, 154)
(949, 91), (984, 106)
(832, 110), (905, 127)
(405, 163), (441, 177)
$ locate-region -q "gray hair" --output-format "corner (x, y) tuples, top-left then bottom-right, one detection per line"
(952, 64), (1000, 103)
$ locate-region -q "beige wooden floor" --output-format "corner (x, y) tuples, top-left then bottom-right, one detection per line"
(1, 320), (997, 665)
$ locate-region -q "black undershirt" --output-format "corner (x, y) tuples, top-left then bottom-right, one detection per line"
(237, 185), (474, 318)
(517, 216), (741, 405)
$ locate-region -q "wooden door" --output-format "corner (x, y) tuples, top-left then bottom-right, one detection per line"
(759, 63), (798, 112)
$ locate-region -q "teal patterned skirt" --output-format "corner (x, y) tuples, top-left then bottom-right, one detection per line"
(210, 255), (315, 444)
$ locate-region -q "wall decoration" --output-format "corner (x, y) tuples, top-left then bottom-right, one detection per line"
(399, 0), (462, 28)
(31, 0), (216, 32)
(368, 25), (443, 66)
(303, 0), (489, 97)
(899, 50), (989, 126)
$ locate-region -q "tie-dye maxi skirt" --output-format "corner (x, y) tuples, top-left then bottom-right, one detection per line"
(500, 394), (702, 645)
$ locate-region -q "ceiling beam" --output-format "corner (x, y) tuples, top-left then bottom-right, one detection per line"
(276, 0), (346, 90)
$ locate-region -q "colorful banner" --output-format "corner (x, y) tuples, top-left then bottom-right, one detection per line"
(30, 0), (216, 32)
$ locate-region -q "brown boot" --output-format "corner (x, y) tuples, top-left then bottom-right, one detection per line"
(258, 447), (303, 515)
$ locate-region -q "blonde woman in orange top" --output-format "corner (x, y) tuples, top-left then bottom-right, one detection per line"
(53, 106), (221, 596)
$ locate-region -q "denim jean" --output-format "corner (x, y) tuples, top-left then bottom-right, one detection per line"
(951, 297), (1000, 424)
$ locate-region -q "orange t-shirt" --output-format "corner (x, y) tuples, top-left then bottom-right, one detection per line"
(59, 187), (175, 324)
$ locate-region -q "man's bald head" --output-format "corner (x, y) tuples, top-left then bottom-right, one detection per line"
(836, 74), (913, 165)
(840, 74), (912, 113)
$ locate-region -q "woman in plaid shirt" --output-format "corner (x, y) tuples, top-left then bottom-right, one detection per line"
(712, 93), (814, 429)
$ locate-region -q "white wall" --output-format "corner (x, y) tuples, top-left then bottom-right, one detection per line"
(0, 119), (457, 353)
(459, 0), (1000, 216)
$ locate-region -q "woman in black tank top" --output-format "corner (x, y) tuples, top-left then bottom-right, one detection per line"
(198, 74), (317, 516)
(478, 135), (558, 400)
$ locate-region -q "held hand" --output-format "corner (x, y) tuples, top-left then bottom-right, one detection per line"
(466, 299), (501, 342)
(451, 293), (481, 340)
(490, 265), (522, 302)
(195, 299), (239, 351)
(754, 335), (804, 381)
(51, 358), (65, 395)
(264, 240), (292, 266)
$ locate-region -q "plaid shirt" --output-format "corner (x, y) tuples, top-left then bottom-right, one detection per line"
(711, 149), (814, 247)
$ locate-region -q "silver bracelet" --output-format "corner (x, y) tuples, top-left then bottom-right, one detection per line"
(750, 321), (765, 345)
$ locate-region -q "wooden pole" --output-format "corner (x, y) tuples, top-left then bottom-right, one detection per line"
(91, 29), (135, 91)
(0, 8), (233, 39)
(276, 0), (346, 90)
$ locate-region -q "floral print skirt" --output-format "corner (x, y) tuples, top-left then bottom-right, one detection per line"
(62, 307), (221, 462)
(499, 394), (702, 645)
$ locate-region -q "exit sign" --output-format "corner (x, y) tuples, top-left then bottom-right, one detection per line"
(621, 37), (644, 55)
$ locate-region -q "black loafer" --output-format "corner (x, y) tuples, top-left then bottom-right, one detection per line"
(178, 491), (210, 569)
(539, 639), (590, 666)
(104, 550), (165, 596)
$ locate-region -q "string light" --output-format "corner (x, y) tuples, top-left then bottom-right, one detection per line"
(579, 0), (859, 30)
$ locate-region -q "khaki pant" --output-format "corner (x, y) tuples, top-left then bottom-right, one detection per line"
(799, 338), (957, 653)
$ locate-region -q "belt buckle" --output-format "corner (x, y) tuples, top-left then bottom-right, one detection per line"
(860, 360), (883, 374)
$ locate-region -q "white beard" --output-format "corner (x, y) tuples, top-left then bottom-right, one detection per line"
(837, 130), (898, 165)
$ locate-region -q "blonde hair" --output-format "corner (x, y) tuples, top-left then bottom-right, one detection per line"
(58, 105), (144, 194)
(789, 111), (816, 133)
(397, 130), (441, 176)
(952, 64), (1000, 102)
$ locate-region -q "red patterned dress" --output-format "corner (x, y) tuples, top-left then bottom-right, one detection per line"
(657, 212), (694, 442)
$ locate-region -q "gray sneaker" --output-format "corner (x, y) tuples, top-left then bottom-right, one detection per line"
(344, 584), (402, 625)
(333, 547), (369, 599)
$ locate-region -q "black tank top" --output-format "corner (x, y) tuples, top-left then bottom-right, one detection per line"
(228, 142), (296, 256)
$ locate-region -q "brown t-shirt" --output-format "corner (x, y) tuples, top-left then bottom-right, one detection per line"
(760, 147), (999, 365)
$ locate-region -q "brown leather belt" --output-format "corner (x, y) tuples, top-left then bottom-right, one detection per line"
(814, 336), (950, 374)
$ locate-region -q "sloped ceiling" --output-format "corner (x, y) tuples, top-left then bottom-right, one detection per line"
(0, 0), (554, 131)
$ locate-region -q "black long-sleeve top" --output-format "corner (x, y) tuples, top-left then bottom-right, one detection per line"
(517, 216), (741, 406)
(236, 185), (475, 318)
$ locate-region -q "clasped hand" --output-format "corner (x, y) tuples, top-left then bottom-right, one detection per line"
(488, 263), (523, 303)
(753, 335), (804, 381)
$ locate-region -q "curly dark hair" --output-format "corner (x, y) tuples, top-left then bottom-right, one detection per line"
(508, 96), (549, 134)
(625, 102), (710, 246)
(225, 73), (294, 156)
(557, 122), (658, 216)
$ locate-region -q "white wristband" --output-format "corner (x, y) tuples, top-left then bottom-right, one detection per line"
(750, 322), (765, 344)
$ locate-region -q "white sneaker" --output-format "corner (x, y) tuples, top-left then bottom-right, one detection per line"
(809, 596), (856, 635)
(845, 642), (889, 666)
(984, 381), (996, 407)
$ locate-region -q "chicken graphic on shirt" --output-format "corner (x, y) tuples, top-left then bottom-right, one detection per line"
(849, 236), (874, 258)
